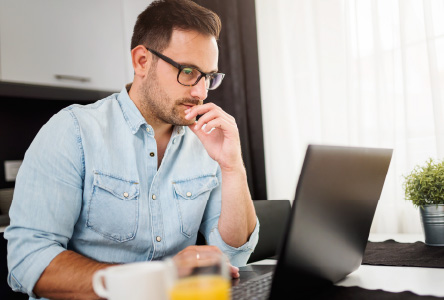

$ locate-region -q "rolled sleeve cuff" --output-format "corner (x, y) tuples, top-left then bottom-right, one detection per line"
(208, 217), (260, 267)
(9, 246), (66, 298)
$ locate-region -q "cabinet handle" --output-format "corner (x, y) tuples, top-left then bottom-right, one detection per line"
(54, 74), (91, 83)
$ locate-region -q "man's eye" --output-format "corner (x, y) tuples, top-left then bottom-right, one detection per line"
(182, 68), (194, 75)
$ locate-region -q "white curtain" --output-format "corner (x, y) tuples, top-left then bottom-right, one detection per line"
(255, 0), (444, 234)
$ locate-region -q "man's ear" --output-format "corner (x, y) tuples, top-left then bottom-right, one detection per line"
(131, 45), (152, 78)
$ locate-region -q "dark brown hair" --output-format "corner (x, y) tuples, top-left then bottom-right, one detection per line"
(131, 0), (221, 52)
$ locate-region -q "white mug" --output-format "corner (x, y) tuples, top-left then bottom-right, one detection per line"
(92, 261), (175, 300)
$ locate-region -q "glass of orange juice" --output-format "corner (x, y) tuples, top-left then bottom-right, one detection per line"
(169, 250), (230, 300)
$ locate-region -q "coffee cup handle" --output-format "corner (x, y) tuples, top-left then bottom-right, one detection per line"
(92, 269), (109, 298)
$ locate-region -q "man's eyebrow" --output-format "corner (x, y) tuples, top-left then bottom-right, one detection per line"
(178, 62), (218, 73)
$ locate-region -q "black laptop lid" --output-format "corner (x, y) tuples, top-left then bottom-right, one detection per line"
(270, 145), (392, 298)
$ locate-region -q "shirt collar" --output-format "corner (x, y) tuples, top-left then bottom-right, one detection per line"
(117, 87), (147, 134)
(172, 125), (186, 139)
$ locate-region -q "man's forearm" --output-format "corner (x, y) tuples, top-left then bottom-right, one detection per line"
(218, 167), (257, 248)
(33, 250), (113, 300)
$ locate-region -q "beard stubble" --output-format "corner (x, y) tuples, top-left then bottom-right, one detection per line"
(140, 68), (202, 126)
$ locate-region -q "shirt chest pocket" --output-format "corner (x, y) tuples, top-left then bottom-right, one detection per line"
(87, 171), (140, 242)
(173, 175), (219, 238)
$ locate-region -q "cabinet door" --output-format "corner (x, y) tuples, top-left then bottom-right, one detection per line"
(0, 0), (128, 91)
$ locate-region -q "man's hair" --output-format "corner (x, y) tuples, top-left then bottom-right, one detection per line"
(131, 0), (221, 52)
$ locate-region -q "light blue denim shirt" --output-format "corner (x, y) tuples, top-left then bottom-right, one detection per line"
(5, 88), (259, 299)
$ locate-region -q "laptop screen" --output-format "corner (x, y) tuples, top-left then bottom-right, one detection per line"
(270, 145), (392, 298)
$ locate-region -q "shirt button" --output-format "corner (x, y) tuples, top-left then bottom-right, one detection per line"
(152, 194), (157, 200)
(146, 127), (151, 132)
(172, 139), (176, 144)
(150, 152), (155, 157)
(123, 192), (129, 198)
(156, 236), (161, 242)
(186, 192), (192, 197)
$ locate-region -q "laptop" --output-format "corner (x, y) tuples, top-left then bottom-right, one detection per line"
(231, 144), (393, 299)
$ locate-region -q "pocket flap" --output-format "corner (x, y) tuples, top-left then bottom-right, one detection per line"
(93, 171), (139, 200)
(173, 175), (219, 200)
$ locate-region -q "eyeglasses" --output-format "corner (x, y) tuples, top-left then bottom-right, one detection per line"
(145, 47), (225, 90)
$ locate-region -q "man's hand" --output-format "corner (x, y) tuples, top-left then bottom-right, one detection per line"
(185, 103), (257, 248)
(185, 103), (243, 172)
(173, 245), (240, 279)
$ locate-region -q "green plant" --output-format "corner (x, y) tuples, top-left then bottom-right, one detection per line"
(404, 158), (444, 207)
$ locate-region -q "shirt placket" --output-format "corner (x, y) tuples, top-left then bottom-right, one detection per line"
(148, 126), (185, 259)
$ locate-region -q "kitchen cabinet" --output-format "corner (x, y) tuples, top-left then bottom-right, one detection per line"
(0, 0), (128, 91)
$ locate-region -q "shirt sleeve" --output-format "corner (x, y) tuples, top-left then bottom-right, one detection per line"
(4, 108), (84, 297)
(199, 168), (260, 267)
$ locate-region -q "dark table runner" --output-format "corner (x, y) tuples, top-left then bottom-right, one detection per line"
(363, 239), (444, 268)
(310, 286), (442, 299)
(239, 239), (444, 299)
(236, 264), (444, 299)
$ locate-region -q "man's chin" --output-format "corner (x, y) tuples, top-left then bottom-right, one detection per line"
(172, 118), (196, 127)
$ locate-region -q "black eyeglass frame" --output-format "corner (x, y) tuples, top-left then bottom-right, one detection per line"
(145, 47), (225, 90)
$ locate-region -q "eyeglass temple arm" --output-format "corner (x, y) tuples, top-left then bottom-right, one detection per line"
(147, 48), (182, 70)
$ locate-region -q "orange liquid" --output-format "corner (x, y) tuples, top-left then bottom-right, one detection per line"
(169, 275), (230, 300)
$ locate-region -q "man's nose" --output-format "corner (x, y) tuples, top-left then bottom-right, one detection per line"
(190, 77), (208, 101)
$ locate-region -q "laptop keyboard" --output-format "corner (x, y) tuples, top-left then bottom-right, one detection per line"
(231, 272), (273, 300)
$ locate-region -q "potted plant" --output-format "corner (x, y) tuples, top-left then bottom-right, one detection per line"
(404, 158), (444, 246)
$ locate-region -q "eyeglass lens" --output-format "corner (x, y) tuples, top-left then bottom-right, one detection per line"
(207, 73), (224, 90)
(178, 67), (224, 90)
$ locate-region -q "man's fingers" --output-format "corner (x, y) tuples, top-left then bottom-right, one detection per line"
(185, 103), (218, 120)
(231, 265), (240, 278)
(192, 112), (235, 134)
(193, 110), (219, 130)
(185, 102), (237, 138)
(202, 118), (230, 133)
(173, 246), (239, 278)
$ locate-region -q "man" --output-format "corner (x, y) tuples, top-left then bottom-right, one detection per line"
(5, 0), (259, 299)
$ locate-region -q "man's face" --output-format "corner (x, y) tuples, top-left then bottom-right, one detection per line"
(141, 29), (219, 126)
